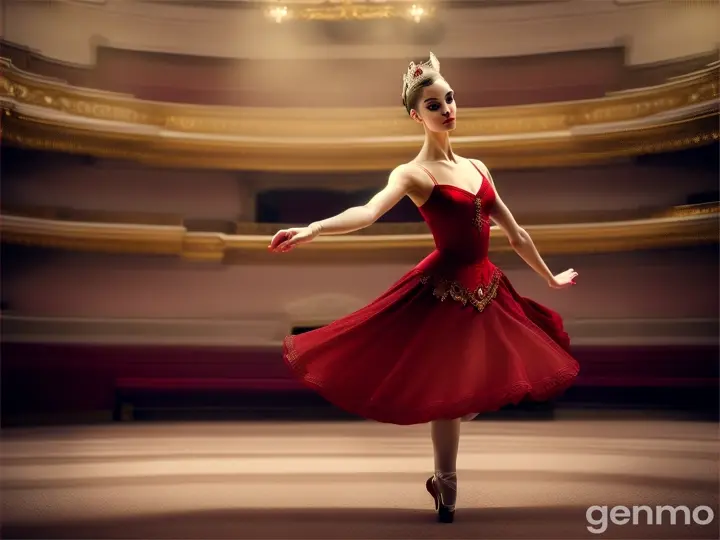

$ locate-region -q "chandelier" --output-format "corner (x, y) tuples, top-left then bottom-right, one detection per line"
(265, 1), (435, 23)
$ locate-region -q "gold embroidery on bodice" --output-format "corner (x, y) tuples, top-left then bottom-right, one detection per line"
(472, 197), (491, 231)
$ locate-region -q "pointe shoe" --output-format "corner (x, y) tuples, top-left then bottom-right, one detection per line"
(425, 472), (456, 523)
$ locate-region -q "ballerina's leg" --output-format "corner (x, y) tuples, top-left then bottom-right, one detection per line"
(430, 417), (461, 508)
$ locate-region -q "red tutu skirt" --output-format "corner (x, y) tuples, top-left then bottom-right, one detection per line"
(283, 255), (579, 425)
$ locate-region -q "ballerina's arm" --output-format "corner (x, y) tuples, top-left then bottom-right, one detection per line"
(470, 159), (556, 283)
(269, 165), (415, 251)
(310, 165), (415, 235)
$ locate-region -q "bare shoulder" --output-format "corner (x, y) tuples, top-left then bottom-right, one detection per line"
(388, 162), (424, 190)
(466, 157), (493, 180)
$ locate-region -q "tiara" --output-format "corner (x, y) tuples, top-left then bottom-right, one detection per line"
(402, 52), (441, 92)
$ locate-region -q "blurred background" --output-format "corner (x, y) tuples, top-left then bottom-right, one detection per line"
(0, 0), (718, 538)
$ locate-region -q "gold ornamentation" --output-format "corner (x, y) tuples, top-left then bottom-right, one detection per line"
(181, 233), (226, 262)
(284, 335), (299, 363)
(655, 202), (720, 219)
(420, 269), (502, 312)
(471, 197), (491, 231)
(4, 113), (716, 171)
(1, 57), (717, 140)
(0, 71), (153, 125)
(1, 50), (718, 171)
(0, 210), (717, 261)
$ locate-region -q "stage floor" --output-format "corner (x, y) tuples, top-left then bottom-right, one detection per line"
(1, 419), (718, 539)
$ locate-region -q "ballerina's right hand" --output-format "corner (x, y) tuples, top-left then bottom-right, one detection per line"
(268, 226), (318, 253)
(548, 268), (578, 289)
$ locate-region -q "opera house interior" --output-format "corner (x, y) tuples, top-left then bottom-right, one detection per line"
(0, 0), (718, 539)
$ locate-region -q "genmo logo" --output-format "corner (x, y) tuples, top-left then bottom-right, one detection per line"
(586, 504), (715, 534)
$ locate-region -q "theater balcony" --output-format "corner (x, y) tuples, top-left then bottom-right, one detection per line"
(1, 0), (718, 425)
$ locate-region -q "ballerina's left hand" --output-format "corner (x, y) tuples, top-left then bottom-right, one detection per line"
(548, 268), (578, 289)
(268, 225), (320, 253)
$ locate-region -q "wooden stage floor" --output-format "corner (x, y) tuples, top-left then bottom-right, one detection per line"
(1, 418), (718, 539)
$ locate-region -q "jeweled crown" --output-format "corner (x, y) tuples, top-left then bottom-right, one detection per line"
(402, 52), (441, 98)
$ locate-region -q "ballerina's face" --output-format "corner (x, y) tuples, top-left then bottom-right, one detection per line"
(411, 78), (457, 133)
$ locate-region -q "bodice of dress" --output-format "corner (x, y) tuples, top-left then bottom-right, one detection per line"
(418, 179), (495, 264)
(413, 164), (501, 310)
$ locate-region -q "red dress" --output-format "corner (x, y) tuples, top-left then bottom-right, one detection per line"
(283, 162), (580, 425)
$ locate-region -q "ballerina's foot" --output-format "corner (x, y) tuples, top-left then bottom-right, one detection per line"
(426, 471), (457, 523)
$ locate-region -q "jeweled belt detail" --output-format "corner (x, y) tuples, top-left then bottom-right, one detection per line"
(420, 268), (502, 312)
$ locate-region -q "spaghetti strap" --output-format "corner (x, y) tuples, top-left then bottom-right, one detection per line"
(468, 159), (487, 181)
(469, 159), (492, 193)
(416, 164), (439, 186)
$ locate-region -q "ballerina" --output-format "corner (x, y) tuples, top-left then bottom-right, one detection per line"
(269, 52), (580, 523)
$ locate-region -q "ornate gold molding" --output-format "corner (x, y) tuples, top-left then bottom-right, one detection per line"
(0, 215), (186, 255)
(658, 202), (720, 219)
(4, 111), (718, 172)
(1, 58), (718, 170)
(1, 206), (717, 263)
(8, 204), (693, 236)
(2, 58), (717, 136)
(234, 204), (719, 235)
